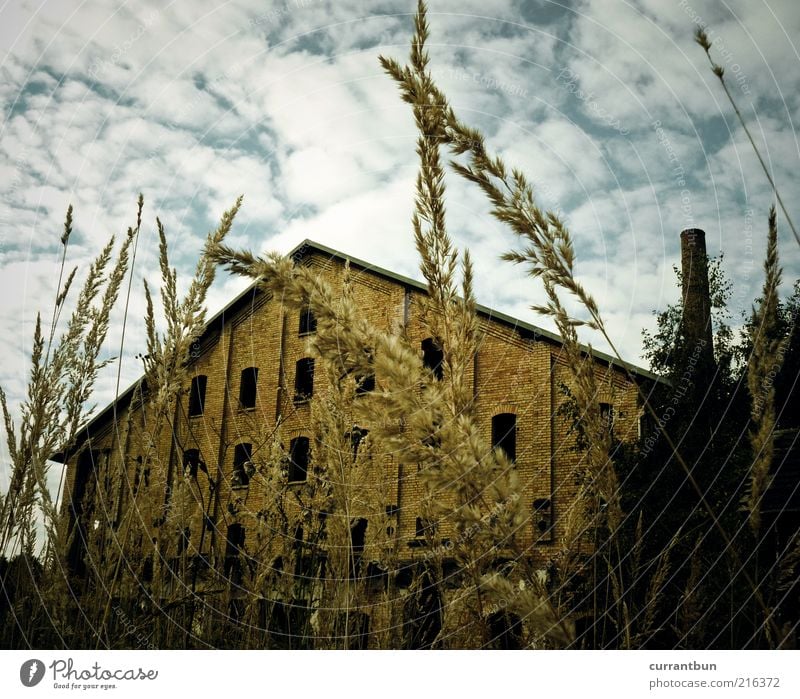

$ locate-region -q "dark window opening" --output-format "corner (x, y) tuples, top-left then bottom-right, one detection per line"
(639, 410), (655, 440)
(349, 518), (367, 578)
(404, 570), (443, 649)
(294, 358), (315, 402)
(346, 427), (369, 461)
(224, 523), (245, 585)
(239, 367), (258, 410)
(487, 611), (523, 649)
(288, 437), (310, 483)
(421, 337), (444, 381)
(232, 443), (252, 488)
(386, 504), (398, 537)
(67, 449), (96, 576)
(299, 306), (317, 335)
(492, 413), (517, 463)
(600, 402), (614, 436)
(142, 556), (153, 583)
(183, 449), (206, 479)
(262, 600), (311, 650)
(415, 517), (436, 538)
(292, 525), (314, 581)
(188, 375), (207, 417)
(355, 372), (375, 395)
(533, 498), (552, 537)
(422, 420), (442, 449)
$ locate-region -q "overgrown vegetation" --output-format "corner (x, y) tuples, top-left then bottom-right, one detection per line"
(1, 1), (797, 649)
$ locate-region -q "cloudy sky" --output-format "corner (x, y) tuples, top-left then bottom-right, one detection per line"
(1, 0), (799, 482)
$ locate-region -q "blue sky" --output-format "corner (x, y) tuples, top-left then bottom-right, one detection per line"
(1, 0), (799, 485)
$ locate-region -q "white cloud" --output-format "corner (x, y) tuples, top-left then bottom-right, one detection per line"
(1, 0), (799, 490)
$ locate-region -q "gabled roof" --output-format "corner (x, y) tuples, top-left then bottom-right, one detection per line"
(53, 239), (660, 461)
(294, 240), (659, 380)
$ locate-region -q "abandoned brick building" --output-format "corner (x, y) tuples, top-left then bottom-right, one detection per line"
(55, 238), (670, 648)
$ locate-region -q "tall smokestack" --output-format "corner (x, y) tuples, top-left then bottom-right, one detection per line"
(680, 228), (715, 367)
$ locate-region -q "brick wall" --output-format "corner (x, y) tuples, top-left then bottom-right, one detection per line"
(60, 244), (646, 591)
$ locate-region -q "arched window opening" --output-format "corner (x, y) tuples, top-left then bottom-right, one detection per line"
(492, 413), (517, 463)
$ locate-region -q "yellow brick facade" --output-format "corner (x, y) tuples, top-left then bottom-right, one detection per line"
(58, 240), (649, 641)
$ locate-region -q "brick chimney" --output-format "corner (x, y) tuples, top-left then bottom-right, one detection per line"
(680, 228), (715, 367)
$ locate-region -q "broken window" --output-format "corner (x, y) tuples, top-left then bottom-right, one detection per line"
(141, 555), (153, 583)
(385, 504), (398, 537)
(299, 306), (317, 335)
(349, 518), (367, 578)
(599, 402), (614, 436)
(533, 498), (552, 538)
(355, 372), (375, 395)
(232, 443), (252, 488)
(346, 427), (369, 462)
(288, 436), (310, 483)
(224, 523), (245, 585)
(492, 412), (517, 463)
(421, 337), (444, 380)
(182, 449), (204, 479)
(188, 375), (207, 417)
(294, 358), (315, 402)
(421, 419), (442, 450)
(238, 367), (258, 410)
(415, 517), (436, 538)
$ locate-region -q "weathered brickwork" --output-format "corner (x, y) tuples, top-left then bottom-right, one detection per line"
(58, 241), (652, 621)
